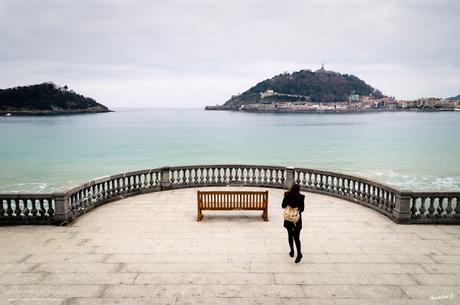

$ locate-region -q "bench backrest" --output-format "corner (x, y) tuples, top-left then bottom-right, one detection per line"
(197, 191), (268, 209)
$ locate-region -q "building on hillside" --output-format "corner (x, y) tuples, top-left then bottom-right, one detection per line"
(260, 89), (275, 99)
(397, 100), (417, 108)
(348, 94), (360, 102)
(417, 98), (441, 108)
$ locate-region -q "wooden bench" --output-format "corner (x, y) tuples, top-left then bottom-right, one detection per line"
(197, 190), (268, 221)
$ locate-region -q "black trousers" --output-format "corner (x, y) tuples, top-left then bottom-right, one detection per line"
(287, 227), (301, 254)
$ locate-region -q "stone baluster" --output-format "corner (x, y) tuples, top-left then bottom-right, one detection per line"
(345, 178), (350, 195)
(370, 186), (375, 205)
(249, 168), (255, 184)
(306, 172), (311, 187)
(300, 172), (306, 186)
(101, 182), (107, 200)
(410, 196), (418, 218)
(14, 199), (21, 216)
(262, 169), (268, 184)
(47, 198), (55, 217)
(6, 199), (13, 216)
(216, 167), (222, 184)
(21, 199), (29, 217)
(197, 168), (203, 183)
(324, 175), (330, 191)
(294, 172), (300, 185)
(208, 168), (214, 183)
(105, 181), (111, 198)
(312, 174), (317, 188)
(427, 197), (436, 218)
(0, 200), (5, 217)
(235, 168), (241, 183)
(256, 168), (261, 184)
(148, 173), (153, 187)
(30, 199), (37, 216)
(455, 197), (460, 218)
(125, 177), (130, 192)
(141, 173), (148, 189)
(437, 197), (445, 217)
(318, 174), (324, 190)
(353, 181), (359, 199)
(445, 197), (453, 215)
(419, 197), (427, 217)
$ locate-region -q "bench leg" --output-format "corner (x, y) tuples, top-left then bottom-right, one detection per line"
(263, 208), (268, 221)
(197, 208), (203, 221)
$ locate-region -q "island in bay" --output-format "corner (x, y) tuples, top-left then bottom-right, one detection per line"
(206, 65), (460, 113)
(0, 82), (111, 115)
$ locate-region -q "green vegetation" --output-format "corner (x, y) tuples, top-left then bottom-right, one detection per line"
(0, 82), (110, 114)
(222, 69), (383, 108)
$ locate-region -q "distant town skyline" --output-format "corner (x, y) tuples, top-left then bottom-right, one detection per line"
(0, 0), (459, 108)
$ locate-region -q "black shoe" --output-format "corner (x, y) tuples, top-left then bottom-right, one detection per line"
(295, 253), (303, 263)
(289, 250), (294, 257)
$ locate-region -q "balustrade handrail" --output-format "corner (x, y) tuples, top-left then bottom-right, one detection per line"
(294, 167), (403, 193)
(1, 164), (459, 225)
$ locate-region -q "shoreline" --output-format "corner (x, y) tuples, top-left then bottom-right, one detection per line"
(204, 106), (460, 114)
(0, 109), (113, 116)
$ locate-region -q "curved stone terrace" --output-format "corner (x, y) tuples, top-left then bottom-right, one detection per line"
(1, 187), (460, 305)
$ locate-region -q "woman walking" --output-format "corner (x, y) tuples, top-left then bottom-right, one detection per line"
(282, 183), (305, 263)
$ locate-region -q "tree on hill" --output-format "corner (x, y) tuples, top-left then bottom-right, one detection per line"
(223, 69), (384, 107)
(0, 83), (109, 112)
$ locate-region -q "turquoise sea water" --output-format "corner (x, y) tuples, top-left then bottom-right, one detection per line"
(0, 108), (460, 192)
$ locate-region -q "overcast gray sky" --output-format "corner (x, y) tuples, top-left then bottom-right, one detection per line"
(0, 0), (459, 108)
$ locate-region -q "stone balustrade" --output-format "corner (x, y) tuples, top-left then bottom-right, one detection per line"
(0, 165), (458, 225)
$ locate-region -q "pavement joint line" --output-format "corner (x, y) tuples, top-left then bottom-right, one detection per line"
(114, 262), (124, 273)
(97, 284), (109, 298)
(17, 254), (32, 263)
(62, 297), (77, 305)
(407, 273), (422, 286)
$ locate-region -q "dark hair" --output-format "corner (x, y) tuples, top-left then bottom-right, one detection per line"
(290, 183), (300, 194)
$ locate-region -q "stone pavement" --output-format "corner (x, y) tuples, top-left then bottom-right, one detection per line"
(0, 187), (459, 305)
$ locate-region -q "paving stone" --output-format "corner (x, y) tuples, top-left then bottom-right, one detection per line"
(32, 262), (119, 273)
(228, 297), (281, 305)
(274, 273), (370, 285)
(301, 285), (356, 299)
(40, 272), (137, 285)
(0, 285), (103, 298)
(203, 285), (304, 298)
(431, 255), (460, 264)
(177, 298), (230, 305)
(102, 284), (158, 298)
(135, 272), (275, 285)
(402, 286), (458, 299)
(351, 285), (405, 298)
(421, 264), (460, 274)
(0, 298), (65, 305)
(71, 297), (176, 305)
(0, 272), (46, 284)
(411, 273), (460, 286)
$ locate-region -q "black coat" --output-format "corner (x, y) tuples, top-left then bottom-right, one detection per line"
(282, 192), (305, 230)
